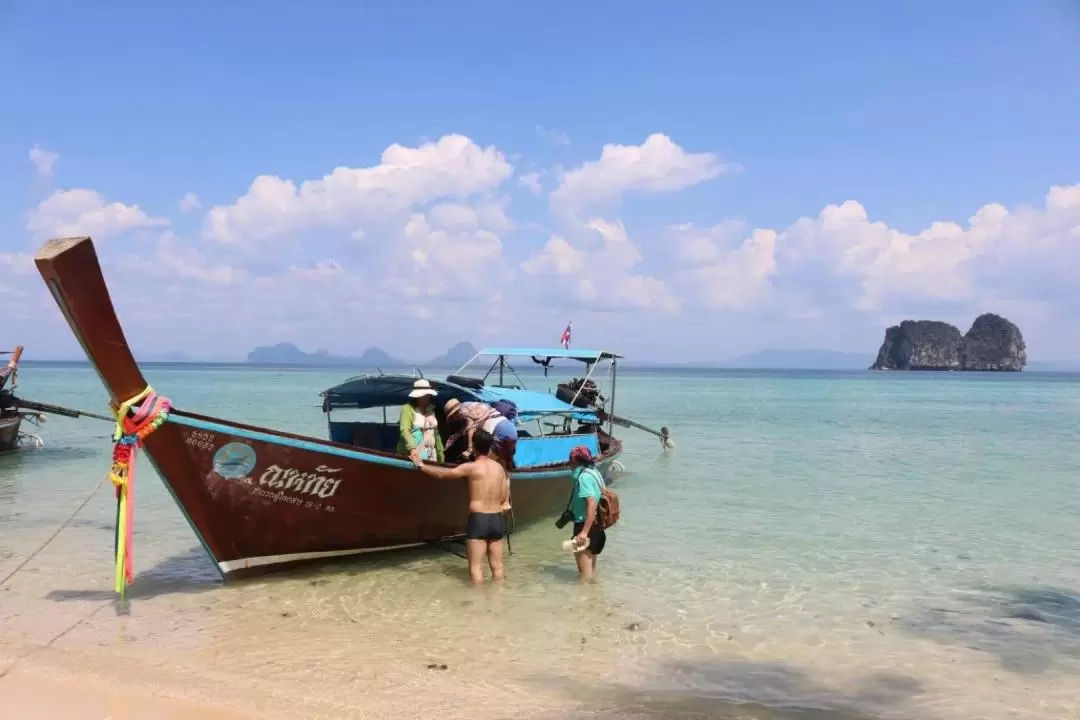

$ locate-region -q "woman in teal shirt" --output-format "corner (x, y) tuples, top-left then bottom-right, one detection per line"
(568, 445), (606, 581)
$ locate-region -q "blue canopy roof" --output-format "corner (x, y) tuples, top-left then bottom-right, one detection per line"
(474, 386), (597, 422)
(321, 373), (598, 423)
(476, 347), (621, 362)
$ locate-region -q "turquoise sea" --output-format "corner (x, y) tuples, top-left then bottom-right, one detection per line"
(1, 363), (1079, 719)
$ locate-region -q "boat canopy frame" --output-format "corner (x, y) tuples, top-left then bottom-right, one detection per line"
(450, 347), (622, 436)
(319, 372), (601, 425)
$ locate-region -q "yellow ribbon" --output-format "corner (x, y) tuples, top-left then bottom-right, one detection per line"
(112, 386), (154, 441)
(110, 385), (156, 600)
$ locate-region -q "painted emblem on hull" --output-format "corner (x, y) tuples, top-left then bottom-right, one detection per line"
(212, 442), (257, 479)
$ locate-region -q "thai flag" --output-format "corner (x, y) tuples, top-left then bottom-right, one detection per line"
(560, 321), (572, 349)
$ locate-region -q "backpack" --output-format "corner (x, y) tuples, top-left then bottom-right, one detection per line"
(576, 466), (620, 530)
(596, 479), (620, 530)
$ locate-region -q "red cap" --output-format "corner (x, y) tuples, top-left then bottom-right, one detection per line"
(569, 445), (594, 464)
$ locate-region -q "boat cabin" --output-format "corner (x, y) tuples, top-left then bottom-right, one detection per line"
(320, 347), (622, 468)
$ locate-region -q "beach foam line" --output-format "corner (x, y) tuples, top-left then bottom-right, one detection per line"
(0, 664), (255, 720)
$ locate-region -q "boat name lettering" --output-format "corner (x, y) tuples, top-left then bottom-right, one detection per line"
(185, 430), (215, 452)
(257, 464), (342, 498)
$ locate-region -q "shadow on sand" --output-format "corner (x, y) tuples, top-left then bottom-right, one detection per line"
(44, 547), (224, 604)
(525, 659), (924, 719)
(900, 583), (1080, 675)
(44, 540), (480, 605)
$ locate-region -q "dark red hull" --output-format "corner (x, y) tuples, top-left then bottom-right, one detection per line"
(34, 237), (623, 581)
(163, 409), (620, 578)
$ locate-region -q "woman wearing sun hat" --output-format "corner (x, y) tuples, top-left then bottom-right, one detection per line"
(396, 379), (444, 462)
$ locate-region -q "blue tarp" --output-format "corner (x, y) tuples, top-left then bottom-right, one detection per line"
(322, 373), (599, 423)
(475, 386), (598, 423)
(514, 432), (600, 468)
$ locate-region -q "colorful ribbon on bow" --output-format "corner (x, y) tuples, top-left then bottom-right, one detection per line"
(108, 386), (172, 601)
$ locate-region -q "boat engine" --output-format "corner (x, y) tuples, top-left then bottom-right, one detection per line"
(555, 377), (604, 408)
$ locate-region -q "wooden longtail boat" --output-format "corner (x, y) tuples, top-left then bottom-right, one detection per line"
(33, 236), (638, 582)
(0, 346), (24, 452)
(0, 346), (46, 453)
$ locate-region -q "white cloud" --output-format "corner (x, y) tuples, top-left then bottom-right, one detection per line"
(179, 192), (202, 213)
(521, 235), (586, 276)
(671, 222), (777, 311)
(29, 145), (58, 178)
(536, 125), (570, 146)
(670, 183), (1080, 322)
(523, 217), (679, 314)
(0, 252), (34, 276)
(520, 135), (727, 314)
(7, 125), (1078, 361)
(518, 171), (544, 195)
(203, 134), (513, 246)
(385, 202), (510, 306)
(26, 189), (167, 241)
(550, 133), (737, 222)
(427, 200), (513, 232)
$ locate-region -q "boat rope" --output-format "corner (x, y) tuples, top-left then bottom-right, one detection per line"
(0, 475), (106, 590)
(108, 386), (172, 603)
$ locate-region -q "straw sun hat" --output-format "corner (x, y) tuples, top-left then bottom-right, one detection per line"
(408, 379), (438, 399)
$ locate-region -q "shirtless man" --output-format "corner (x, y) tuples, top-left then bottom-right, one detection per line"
(412, 428), (509, 584)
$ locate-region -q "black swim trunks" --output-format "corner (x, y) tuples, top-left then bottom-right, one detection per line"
(571, 521), (606, 556)
(465, 511), (505, 541)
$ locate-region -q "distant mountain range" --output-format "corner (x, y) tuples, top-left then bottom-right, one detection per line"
(120, 343), (1078, 371)
(246, 343), (401, 366)
(244, 341), (480, 367)
(428, 341), (479, 367)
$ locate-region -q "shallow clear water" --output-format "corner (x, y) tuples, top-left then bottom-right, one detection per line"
(2, 364), (1079, 719)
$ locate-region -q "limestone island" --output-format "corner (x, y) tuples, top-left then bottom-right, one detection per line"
(870, 313), (1027, 371)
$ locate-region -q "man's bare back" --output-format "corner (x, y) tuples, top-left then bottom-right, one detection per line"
(464, 454), (509, 513)
(412, 427), (510, 584)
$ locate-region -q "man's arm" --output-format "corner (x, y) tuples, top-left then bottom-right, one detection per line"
(416, 459), (472, 480)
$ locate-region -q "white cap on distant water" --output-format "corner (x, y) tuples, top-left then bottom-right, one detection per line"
(408, 379), (438, 398)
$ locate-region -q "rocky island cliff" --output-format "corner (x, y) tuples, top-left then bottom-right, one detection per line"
(870, 313), (1027, 371)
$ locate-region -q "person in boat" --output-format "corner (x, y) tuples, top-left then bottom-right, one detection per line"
(488, 399), (519, 470)
(443, 398), (501, 462)
(567, 445), (607, 582)
(397, 379), (444, 463)
(412, 427), (509, 585)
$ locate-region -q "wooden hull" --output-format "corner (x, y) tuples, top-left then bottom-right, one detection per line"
(0, 414), (21, 453)
(33, 236), (623, 581)
(157, 411), (621, 578)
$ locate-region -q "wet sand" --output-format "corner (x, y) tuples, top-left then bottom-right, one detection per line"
(0, 640), (909, 720)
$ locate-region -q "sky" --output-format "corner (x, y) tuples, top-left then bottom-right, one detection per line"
(1, 0), (1078, 363)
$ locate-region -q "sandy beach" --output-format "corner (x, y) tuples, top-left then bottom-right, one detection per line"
(1, 662), (253, 720)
